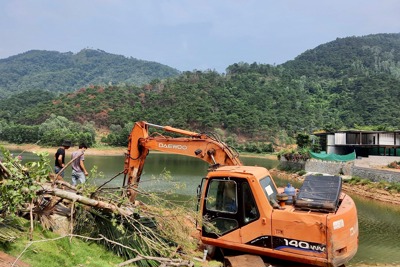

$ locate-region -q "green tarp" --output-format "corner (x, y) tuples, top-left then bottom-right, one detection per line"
(310, 151), (356, 162)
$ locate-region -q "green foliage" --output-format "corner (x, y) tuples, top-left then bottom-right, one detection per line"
(101, 123), (133, 146)
(387, 161), (400, 169)
(0, 89), (56, 123)
(0, 49), (180, 98)
(346, 176), (362, 185)
(74, 208), (160, 267)
(2, 34), (400, 146)
(0, 124), (39, 144)
(346, 176), (371, 186)
(359, 178), (372, 186)
(0, 114), (96, 146)
(0, 147), (50, 218)
(283, 33), (400, 80)
(386, 182), (400, 193)
(296, 133), (311, 148)
(0, 115), (96, 147)
(296, 134), (321, 153)
(345, 176), (400, 193)
(38, 114), (96, 146)
(297, 170), (307, 176)
(73, 170), (200, 267)
(237, 142), (274, 153)
(374, 180), (400, 193)
(277, 148), (310, 162)
(0, 220), (124, 267)
(276, 162), (303, 173)
(310, 135), (322, 153)
(0, 216), (26, 243)
(0, 146), (200, 266)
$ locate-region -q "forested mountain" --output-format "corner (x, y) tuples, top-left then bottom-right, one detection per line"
(283, 33), (400, 79)
(0, 49), (180, 98)
(0, 33), (399, 147)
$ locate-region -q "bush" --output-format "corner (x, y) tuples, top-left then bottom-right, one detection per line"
(277, 148), (310, 162)
(0, 124), (39, 144)
(0, 147), (50, 217)
(387, 183), (400, 193)
(102, 123), (133, 146)
(297, 170), (307, 176)
(387, 161), (400, 169)
(348, 176), (400, 193)
(277, 163), (303, 173)
(38, 115), (96, 146)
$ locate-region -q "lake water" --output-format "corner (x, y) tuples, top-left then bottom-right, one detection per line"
(14, 151), (400, 266)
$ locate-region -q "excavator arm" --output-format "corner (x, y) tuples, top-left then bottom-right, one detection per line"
(124, 121), (242, 201)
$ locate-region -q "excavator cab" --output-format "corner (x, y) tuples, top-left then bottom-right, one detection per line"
(199, 166), (278, 243)
(197, 167), (358, 267)
(204, 177), (264, 230)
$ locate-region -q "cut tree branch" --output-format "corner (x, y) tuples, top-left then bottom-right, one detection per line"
(39, 183), (133, 216)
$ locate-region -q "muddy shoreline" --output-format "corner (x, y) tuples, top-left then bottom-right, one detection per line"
(1, 143), (127, 156)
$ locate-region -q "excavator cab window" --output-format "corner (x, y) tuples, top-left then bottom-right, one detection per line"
(206, 180), (237, 213)
(202, 179), (260, 237)
(242, 182), (259, 224)
(259, 176), (279, 207)
(203, 179), (239, 236)
(196, 177), (207, 212)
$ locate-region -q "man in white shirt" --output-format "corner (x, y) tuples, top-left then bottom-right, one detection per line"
(71, 143), (89, 186)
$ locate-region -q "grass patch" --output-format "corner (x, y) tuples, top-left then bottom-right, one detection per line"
(386, 182), (400, 193)
(277, 164), (303, 173)
(297, 170), (307, 176)
(344, 176), (400, 193)
(1, 219), (218, 267)
(0, 219), (124, 267)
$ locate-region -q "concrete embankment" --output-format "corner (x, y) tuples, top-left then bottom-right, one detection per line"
(280, 156), (400, 183)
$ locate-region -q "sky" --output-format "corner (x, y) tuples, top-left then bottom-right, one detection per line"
(1, 0), (399, 73)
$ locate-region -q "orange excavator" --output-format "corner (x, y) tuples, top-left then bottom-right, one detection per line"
(123, 121), (358, 267)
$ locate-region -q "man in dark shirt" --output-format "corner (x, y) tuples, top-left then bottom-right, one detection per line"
(54, 140), (72, 178)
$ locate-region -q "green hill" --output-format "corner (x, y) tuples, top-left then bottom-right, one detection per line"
(1, 33), (400, 146)
(282, 33), (400, 80)
(0, 49), (180, 98)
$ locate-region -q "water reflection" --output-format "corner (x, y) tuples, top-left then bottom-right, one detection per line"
(349, 195), (400, 266)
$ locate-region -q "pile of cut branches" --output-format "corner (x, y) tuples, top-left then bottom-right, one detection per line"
(0, 146), (201, 267)
(0, 216), (26, 243)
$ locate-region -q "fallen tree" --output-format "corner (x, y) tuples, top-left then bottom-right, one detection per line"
(0, 146), (201, 267)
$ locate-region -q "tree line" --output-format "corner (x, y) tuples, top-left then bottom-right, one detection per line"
(0, 49), (180, 98)
(0, 114), (95, 147)
(1, 33), (400, 150)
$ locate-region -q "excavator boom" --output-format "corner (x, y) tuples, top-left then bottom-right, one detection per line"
(124, 121), (242, 201)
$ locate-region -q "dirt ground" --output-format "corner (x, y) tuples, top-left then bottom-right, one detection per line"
(341, 182), (400, 205)
(0, 251), (30, 267)
(1, 143), (126, 156)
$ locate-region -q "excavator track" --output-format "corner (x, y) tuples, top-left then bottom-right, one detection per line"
(224, 254), (265, 267)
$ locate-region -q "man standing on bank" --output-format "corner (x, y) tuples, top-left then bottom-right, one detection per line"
(55, 140), (72, 178)
(71, 143), (89, 186)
